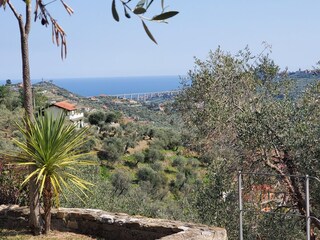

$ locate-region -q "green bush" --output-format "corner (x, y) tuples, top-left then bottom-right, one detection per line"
(133, 152), (145, 166)
(102, 145), (121, 163)
(144, 148), (164, 163)
(110, 171), (131, 195)
(0, 163), (28, 205)
(88, 111), (105, 125)
(172, 156), (186, 168)
(136, 167), (156, 182)
(187, 158), (200, 168)
(150, 162), (163, 172)
(105, 111), (122, 123)
(80, 138), (96, 153)
(98, 137), (125, 163)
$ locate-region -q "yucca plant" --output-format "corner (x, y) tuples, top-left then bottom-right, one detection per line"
(11, 113), (95, 234)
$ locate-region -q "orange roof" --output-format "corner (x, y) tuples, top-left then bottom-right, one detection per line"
(53, 101), (76, 111)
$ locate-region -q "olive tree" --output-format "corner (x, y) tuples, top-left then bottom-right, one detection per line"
(176, 47), (320, 239)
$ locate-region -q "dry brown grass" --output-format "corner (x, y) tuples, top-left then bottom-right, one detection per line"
(127, 140), (150, 154)
(0, 228), (96, 240)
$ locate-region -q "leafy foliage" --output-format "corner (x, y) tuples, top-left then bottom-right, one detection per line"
(0, 162), (28, 205)
(176, 46), (320, 238)
(10, 113), (96, 233)
(105, 111), (122, 123)
(88, 111), (106, 125)
(144, 147), (164, 163)
(111, 0), (179, 43)
(110, 170), (131, 196)
(1, 0), (177, 234)
(0, 85), (22, 111)
(133, 151), (145, 166)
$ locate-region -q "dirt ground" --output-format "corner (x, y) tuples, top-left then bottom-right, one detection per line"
(0, 228), (96, 240)
(127, 139), (149, 154)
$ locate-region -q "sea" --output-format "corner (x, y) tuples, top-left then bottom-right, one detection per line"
(4, 75), (184, 97)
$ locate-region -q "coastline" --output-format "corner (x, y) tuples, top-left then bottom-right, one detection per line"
(2, 75), (183, 97)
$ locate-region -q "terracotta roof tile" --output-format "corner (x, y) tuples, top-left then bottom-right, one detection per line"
(53, 101), (76, 111)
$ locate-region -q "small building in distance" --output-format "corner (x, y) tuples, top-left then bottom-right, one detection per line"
(46, 101), (84, 128)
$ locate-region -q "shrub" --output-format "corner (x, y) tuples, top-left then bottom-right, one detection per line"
(103, 145), (121, 163)
(80, 138), (96, 153)
(144, 148), (164, 163)
(110, 171), (131, 195)
(133, 152), (145, 166)
(105, 111), (122, 123)
(172, 156), (186, 168)
(187, 158), (200, 168)
(137, 167), (168, 191)
(144, 128), (156, 139)
(0, 162), (28, 205)
(97, 137), (126, 163)
(88, 111), (105, 125)
(151, 162), (163, 172)
(137, 167), (156, 182)
(149, 138), (166, 150)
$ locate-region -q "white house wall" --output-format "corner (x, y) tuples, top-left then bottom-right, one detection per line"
(45, 106), (84, 128)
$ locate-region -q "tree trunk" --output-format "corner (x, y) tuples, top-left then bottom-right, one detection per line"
(21, 27), (42, 236)
(8, 0), (42, 234)
(43, 177), (53, 234)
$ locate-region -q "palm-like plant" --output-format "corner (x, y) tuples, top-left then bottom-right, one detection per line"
(12, 113), (95, 234)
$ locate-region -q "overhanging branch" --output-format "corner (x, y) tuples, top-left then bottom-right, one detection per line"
(7, 0), (21, 22)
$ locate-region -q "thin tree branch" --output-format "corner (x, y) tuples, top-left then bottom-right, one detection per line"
(7, 0), (21, 22)
(7, 0), (25, 36)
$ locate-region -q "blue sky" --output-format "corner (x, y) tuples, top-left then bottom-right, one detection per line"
(1, 1), (320, 80)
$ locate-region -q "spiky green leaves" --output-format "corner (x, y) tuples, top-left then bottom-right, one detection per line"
(11, 113), (96, 205)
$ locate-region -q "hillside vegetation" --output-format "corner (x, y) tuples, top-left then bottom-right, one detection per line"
(0, 79), (202, 223)
(1, 50), (320, 239)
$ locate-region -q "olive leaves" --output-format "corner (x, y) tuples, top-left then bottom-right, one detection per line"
(112, 0), (120, 22)
(112, 0), (178, 44)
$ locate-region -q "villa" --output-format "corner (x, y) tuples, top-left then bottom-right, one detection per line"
(46, 101), (84, 128)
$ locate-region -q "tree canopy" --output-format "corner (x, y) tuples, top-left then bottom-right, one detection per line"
(176, 46), (320, 239)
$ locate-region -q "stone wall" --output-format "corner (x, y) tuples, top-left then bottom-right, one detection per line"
(0, 205), (227, 240)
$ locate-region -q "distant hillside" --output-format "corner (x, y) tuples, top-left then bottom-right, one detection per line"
(33, 80), (83, 102)
(30, 70), (320, 100)
(288, 69), (320, 79)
